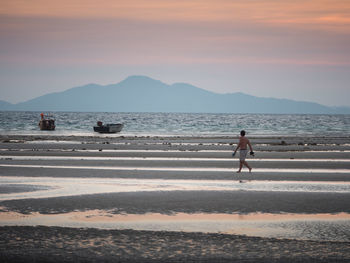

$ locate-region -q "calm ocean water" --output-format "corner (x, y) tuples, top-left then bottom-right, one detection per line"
(0, 111), (349, 137)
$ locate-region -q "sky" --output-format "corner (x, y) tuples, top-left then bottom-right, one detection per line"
(1, 0), (350, 107)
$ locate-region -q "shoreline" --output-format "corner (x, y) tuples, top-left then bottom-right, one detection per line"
(2, 133), (350, 139)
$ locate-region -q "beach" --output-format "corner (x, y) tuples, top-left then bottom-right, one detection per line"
(0, 134), (350, 262)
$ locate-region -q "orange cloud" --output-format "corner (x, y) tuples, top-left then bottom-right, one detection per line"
(2, 0), (350, 29)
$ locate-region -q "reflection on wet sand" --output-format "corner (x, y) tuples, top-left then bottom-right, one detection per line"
(1, 210), (349, 242)
(1, 177), (350, 201)
(2, 164), (350, 173)
(71, 210), (350, 222)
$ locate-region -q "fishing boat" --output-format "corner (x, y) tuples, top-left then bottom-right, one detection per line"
(93, 121), (123, 133)
(38, 113), (55, 130)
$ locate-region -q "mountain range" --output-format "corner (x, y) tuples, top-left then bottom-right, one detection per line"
(1, 75), (349, 114)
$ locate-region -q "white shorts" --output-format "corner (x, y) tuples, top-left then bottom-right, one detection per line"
(240, 149), (248, 161)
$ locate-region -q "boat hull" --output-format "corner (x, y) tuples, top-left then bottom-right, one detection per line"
(39, 119), (55, 130)
(93, 123), (123, 133)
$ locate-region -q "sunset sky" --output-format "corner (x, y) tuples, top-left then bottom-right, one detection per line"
(1, 0), (349, 106)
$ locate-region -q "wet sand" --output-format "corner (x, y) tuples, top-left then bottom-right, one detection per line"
(0, 134), (350, 262)
(1, 226), (349, 263)
(1, 190), (350, 215)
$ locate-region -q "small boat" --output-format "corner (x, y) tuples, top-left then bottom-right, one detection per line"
(39, 113), (55, 131)
(93, 121), (123, 133)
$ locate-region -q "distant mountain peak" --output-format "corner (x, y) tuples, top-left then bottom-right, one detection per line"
(125, 75), (154, 80)
(121, 75), (163, 85)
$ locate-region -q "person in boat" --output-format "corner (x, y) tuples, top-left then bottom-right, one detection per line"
(40, 113), (44, 120)
(233, 130), (254, 173)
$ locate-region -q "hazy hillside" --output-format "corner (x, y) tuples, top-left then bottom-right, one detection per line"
(1, 76), (349, 114)
(0, 100), (14, 111)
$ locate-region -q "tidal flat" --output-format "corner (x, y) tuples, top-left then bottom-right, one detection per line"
(0, 134), (349, 262)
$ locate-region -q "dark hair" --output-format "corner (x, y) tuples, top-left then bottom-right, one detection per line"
(240, 130), (246, 136)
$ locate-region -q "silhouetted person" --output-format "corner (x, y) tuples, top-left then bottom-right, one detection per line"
(233, 130), (254, 173)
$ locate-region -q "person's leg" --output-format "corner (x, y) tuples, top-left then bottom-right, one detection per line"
(237, 161), (243, 173)
(243, 161), (252, 172)
(237, 149), (248, 173)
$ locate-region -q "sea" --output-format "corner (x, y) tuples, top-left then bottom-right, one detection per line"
(0, 111), (349, 137)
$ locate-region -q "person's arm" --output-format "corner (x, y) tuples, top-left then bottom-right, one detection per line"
(248, 140), (254, 156)
(233, 140), (241, 156)
(248, 140), (253, 152)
